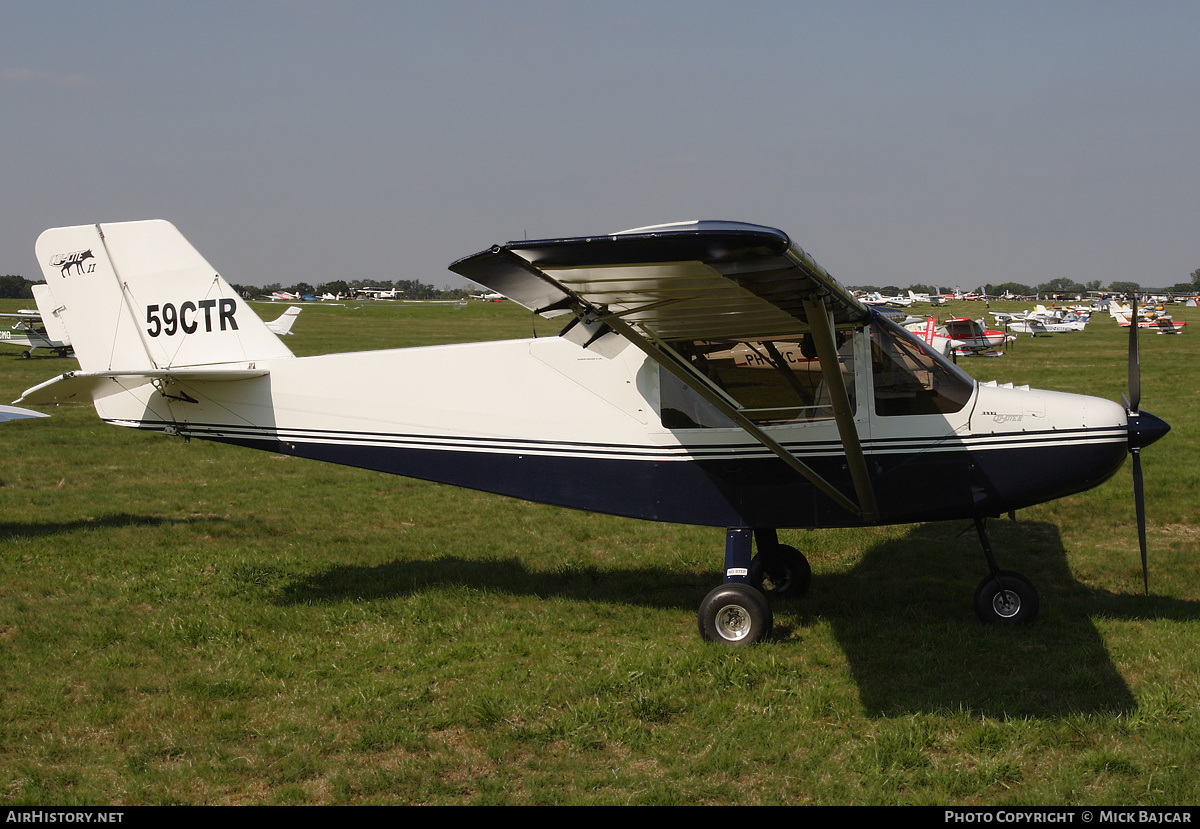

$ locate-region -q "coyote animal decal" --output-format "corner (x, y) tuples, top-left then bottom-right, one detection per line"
(50, 249), (95, 277)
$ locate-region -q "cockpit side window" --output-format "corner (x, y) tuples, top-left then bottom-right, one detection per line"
(660, 333), (856, 428)
(870, 317), (974, 416)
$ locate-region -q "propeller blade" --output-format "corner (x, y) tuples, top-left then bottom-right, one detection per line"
(1131, 448), (1148, 594)
(1128, 295), (1141, 413)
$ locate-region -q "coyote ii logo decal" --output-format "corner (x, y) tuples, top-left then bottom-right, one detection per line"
(49, 249), (96, 277)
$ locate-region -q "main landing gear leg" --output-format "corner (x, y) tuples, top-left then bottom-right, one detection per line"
(750, 528), (813, 599)
(972, 516), (1039, 625)
(697, 529), (773, 645)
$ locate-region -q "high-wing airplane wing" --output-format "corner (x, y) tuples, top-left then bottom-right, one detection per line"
(450, 220), (879, 520)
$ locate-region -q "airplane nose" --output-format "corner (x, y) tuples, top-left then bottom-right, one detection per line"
(1129, 410), (1170, 451)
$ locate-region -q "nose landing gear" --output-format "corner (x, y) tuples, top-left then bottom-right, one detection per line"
(972, 517), (1039, 625)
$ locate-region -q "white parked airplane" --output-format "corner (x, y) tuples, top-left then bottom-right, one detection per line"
(355, 287), (401, 299)
(0, 284), (74, 358)
(859, 291), (913, 308)
(17, 220), (1169, 645)
(264, 306), (302, 336)
(907, 290), (946, 306)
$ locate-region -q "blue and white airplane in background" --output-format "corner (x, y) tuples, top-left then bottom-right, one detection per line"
(17, 220), (1168, 645)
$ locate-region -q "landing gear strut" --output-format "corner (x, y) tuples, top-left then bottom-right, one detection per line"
(697, 528), (813, 645)
(972, 517), (1039, 624)
(697, 529), (772, 645)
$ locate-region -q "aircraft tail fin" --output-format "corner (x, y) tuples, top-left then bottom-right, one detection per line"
(34, 221), (293, 374)
(265, 306), (302, 336)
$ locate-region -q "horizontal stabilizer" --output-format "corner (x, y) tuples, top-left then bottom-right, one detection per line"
(18, 367), (270, 406)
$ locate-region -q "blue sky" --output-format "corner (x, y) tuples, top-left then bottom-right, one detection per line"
(2, 1), (1198, 289)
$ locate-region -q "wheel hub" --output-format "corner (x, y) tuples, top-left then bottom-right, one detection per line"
(715, 603), (751, 641)
(991, 589), (1021, 618)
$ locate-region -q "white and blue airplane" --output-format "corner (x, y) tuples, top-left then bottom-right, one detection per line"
(17, 220), (1169, 644)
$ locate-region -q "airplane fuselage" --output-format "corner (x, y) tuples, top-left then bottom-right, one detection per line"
(92, 330), (1131, 530)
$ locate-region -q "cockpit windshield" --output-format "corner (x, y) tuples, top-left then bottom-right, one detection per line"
(870, 315), (974, 416)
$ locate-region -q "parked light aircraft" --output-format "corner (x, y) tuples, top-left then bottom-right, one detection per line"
(902, 316), (960, 356)
(355, 287), (402, 299)
(991, 308), (1089, 337)
(937, 318), (1009, 356)
(859, 291), (913, 308)
(907, 290), (946, 306)
(264, 306), (302, 336)
(17, 220), (1170, 645)
(1114, 312), (1187, 334)
(0, 284), (74, 358)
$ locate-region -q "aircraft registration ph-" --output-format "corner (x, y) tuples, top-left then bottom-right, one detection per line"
(17, 220), (1170, 645)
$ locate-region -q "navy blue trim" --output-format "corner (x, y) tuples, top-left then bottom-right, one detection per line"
(119, 419), (1130, 530)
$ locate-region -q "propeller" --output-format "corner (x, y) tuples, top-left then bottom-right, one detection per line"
(1122, 293), (1171, 594)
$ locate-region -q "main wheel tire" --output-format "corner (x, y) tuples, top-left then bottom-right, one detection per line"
(973, 571), (1039, 624)
(749, 545), (812, 599)
(698, 583), (773, 645)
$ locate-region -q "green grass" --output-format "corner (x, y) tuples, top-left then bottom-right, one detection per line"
(0, 297), (1197, 804)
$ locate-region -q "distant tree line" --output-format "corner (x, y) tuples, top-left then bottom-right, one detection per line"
(226, 278), (472, 300)
(850, 275), (1200, 297)
(3, 272), (475, 302)
(5, 268), (1198, 304)
(0, 275), (35, 299)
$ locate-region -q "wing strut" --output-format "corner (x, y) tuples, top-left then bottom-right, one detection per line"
(802, 298), (879, 523)
(595, 308), (864, 518)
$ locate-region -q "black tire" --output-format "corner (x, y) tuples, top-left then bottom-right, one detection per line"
(21, 351), (30, 359)
(749, 544), (812, 599)
(973, 571), (1039, 624)
(698, 583), (773, 645)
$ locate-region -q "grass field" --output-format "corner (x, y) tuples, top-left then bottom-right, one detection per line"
(1, 296), (1197, 805)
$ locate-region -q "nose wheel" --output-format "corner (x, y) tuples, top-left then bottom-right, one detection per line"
(973, 570), (1039, 624)
(972, 518), (1039, 625)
